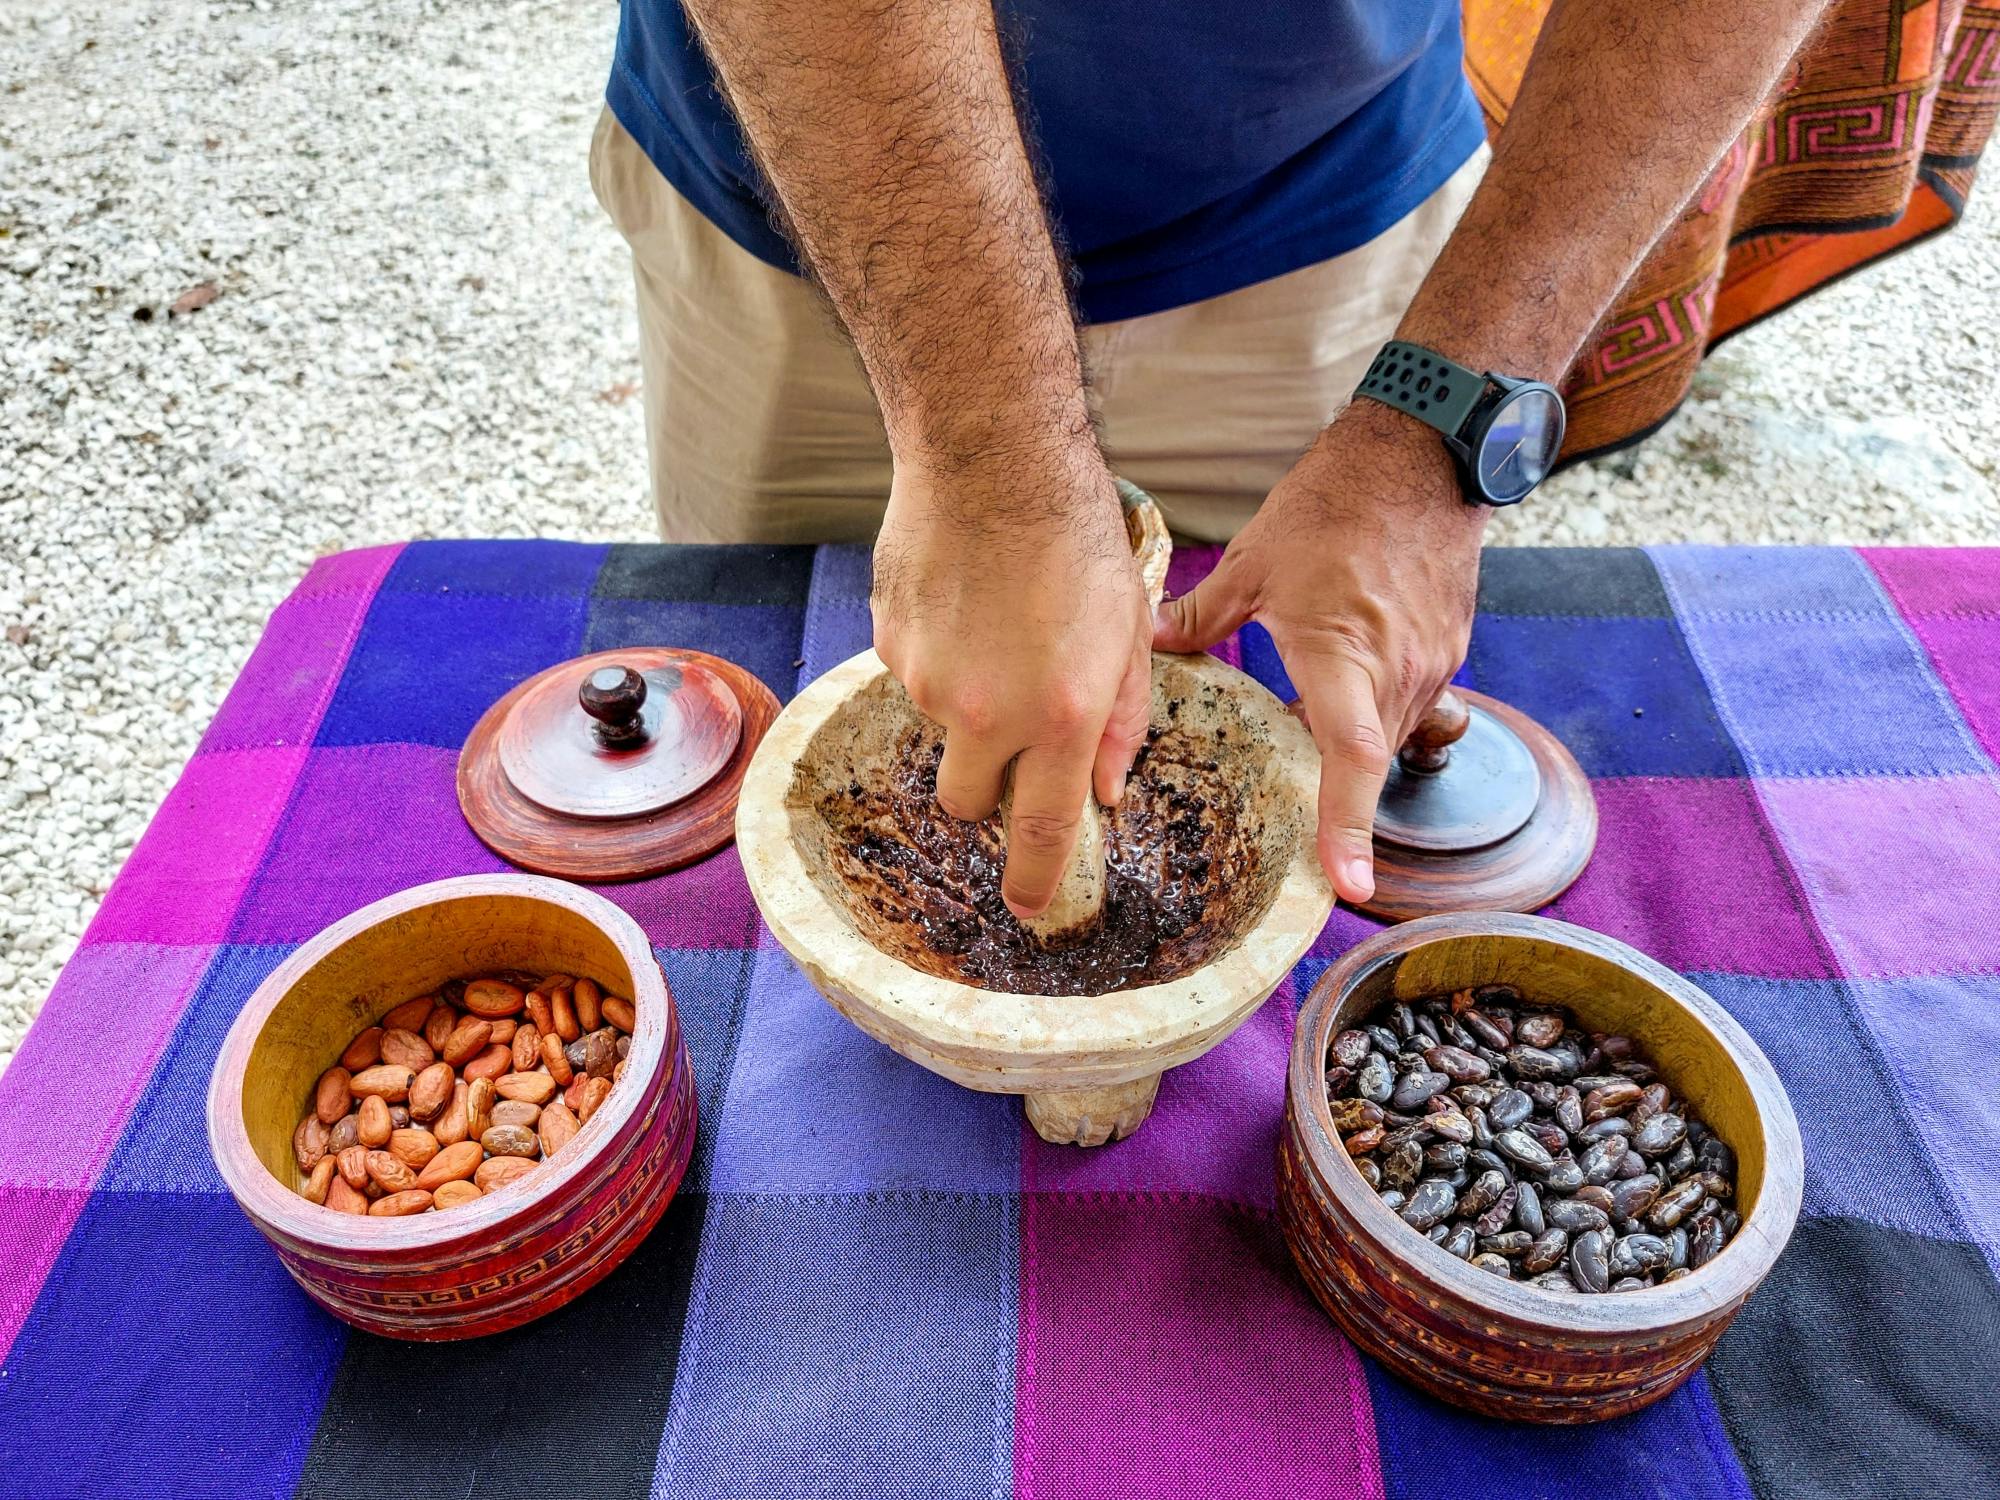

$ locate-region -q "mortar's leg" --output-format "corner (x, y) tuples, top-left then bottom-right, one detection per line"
(1023, 1073), (1162, 1147)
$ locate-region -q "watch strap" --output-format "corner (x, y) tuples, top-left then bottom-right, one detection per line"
(1356, 340), (1486, 440)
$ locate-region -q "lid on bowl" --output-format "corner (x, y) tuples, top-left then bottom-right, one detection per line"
(1289, 688), (1599, 923)
(459, 647), (779, 880)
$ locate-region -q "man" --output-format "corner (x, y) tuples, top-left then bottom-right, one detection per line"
(591, 0), (1829, 922)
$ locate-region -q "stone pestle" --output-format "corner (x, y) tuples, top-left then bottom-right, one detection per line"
(998, 765), (1109, 943)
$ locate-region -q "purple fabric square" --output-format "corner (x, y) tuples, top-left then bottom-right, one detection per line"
(1760, 776), (2000, 978)
(0, 1185), (86, 1365)
(1847, 975), (2000, 1252)
(1883, 613), (2000, 768)
(1549, 777), (1835, 979)
(1365, 1362), (1751, 1500)
(1651, 545), (1888, 616)
(1863, 547), (2000, 619)
(1671, 610), (1985, 777)
(1466, 615), (1744, 777)
(1696, 976), (1963, 1242)
(655, 1196), (1014, 1500)
(102, 945), (293, 1193)
(596, 845), (764, 951)
(709, 949), (1020, 1194)
(0, 1192), (342, 1498)
(201, 589), (385, 753)
(1022, 978), (1295, 1209)
(84, 747), (306, 946)
(1309, 904), (1393, 961)
(379, 537), (609, 599)
(315, 591), (588, 748)
(0, 943), (214, 1191)
(1018, 1196), (1382, 1500)
(229, 744), (505, 944)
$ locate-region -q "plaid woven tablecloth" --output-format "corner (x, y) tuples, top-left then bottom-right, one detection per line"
(1, 541), (1996, 1499)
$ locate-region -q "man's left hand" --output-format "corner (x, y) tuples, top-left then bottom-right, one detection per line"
(1152, 398), (1486, 905)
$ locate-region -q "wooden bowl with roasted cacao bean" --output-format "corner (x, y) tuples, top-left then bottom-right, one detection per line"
(206, 874), (696, 1340)
(1277, 912), (1801, 1423)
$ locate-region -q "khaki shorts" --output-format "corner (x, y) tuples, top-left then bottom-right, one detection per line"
(589, 107), (1487, 544)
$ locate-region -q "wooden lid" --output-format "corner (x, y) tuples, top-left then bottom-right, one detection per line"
(1288, 688), (1598, 922)
(459, 648), (779, 880)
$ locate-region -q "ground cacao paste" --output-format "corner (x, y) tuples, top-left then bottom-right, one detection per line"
(826, 716), (1264, 996)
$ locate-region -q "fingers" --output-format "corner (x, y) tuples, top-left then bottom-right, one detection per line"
(1092, 636), (1153, 806)
(1001, 739), (1096, 920)
(935, 729), (1013, 822)
(1152, 568), (1254, 654)
(1292, 650), (1394, 906)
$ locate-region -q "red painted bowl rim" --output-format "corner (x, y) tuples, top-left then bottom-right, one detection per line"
(205, 873), (678, 1257)
(1288, 911), (1804, 1336)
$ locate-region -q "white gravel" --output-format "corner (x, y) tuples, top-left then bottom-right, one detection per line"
(3, 0), (1996, 1066)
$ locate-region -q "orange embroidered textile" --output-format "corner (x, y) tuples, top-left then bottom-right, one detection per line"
(1464, 0), (1997, 459)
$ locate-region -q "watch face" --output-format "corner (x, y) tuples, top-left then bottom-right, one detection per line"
(1475, 386), (1565, 504)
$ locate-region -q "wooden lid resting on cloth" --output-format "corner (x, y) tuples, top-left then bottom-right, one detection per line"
(458, 647), (780, 880)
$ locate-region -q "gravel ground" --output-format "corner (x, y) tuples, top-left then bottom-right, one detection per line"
(3, 0), (1997, 1065)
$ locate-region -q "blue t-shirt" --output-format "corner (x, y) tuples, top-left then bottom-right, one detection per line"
(606, 2), (1484, 324)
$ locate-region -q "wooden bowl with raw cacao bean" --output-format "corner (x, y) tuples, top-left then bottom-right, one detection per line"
(1277, 912), (1802, 1423)
(206, 874), (696, 1340)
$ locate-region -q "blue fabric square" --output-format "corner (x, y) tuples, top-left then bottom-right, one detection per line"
(379, 537), (609, 599)
(1694, 975), (1972, 1244)
(798, 544), (875, 689)
(708, 948), (1021, 1195)
(656, 946), (757, 1193)
(1650, 545), (1887, 618)
(1464, 615), (1744, 777)
(1367, 1363), (1753, 1500)
(582, 600), (803, 707)
(316, 591), (587, 747)
(102, 944), (294, 1193)
(1847, 974), (2000, 1255)
(1672, 611), (1986, 777)
(655, 1195), (1015, 1500)
(0, 1192), (342, 1498)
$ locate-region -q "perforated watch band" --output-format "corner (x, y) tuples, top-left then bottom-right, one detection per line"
(1355, 340), (1486, 440)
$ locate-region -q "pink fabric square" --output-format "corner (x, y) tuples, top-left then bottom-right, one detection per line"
(1549, 777), (1836, 978)
(1864, 547), (2000, 619)
(1760, 775), (2000, 978)
(0, 942), (213, 1189)
(1021, 978), (1297, 1209)
(201, 591), (380, 752)
(1891, 615), (2000, 767)
(1017, 1194), (1382, 1500)
(598, 845), (767, 950)
(83, 749), (305, 946)
(228, 743), (506, 944)
(0, 1185), (90, 1363)
(289, 541), (404, 601)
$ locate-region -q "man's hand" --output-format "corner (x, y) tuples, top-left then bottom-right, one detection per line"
(1153, 400), (1484, 905)
(874, 443), (1152, 920)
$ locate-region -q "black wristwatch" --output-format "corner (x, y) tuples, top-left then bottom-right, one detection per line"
(1356, 340), (1566, 506)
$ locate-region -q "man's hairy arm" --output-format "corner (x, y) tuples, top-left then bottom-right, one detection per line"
(684, 0), (1152, 920)
(1158, 0), (1834, 903)
(1400, 0), (1832, 380)
(681, 0), (1086, 476)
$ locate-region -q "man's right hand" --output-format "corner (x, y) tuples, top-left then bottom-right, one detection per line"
(871, 441), (1153, 923)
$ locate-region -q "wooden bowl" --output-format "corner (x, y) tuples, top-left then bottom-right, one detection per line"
(206, 875), (696, 1340)
(1277, 912), (1802, 1422)
(737, 649), (1333, 1146)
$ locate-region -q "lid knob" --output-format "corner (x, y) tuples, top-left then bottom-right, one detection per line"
(579, 665), (649, 748)
(1398, 689), (1471, 774)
